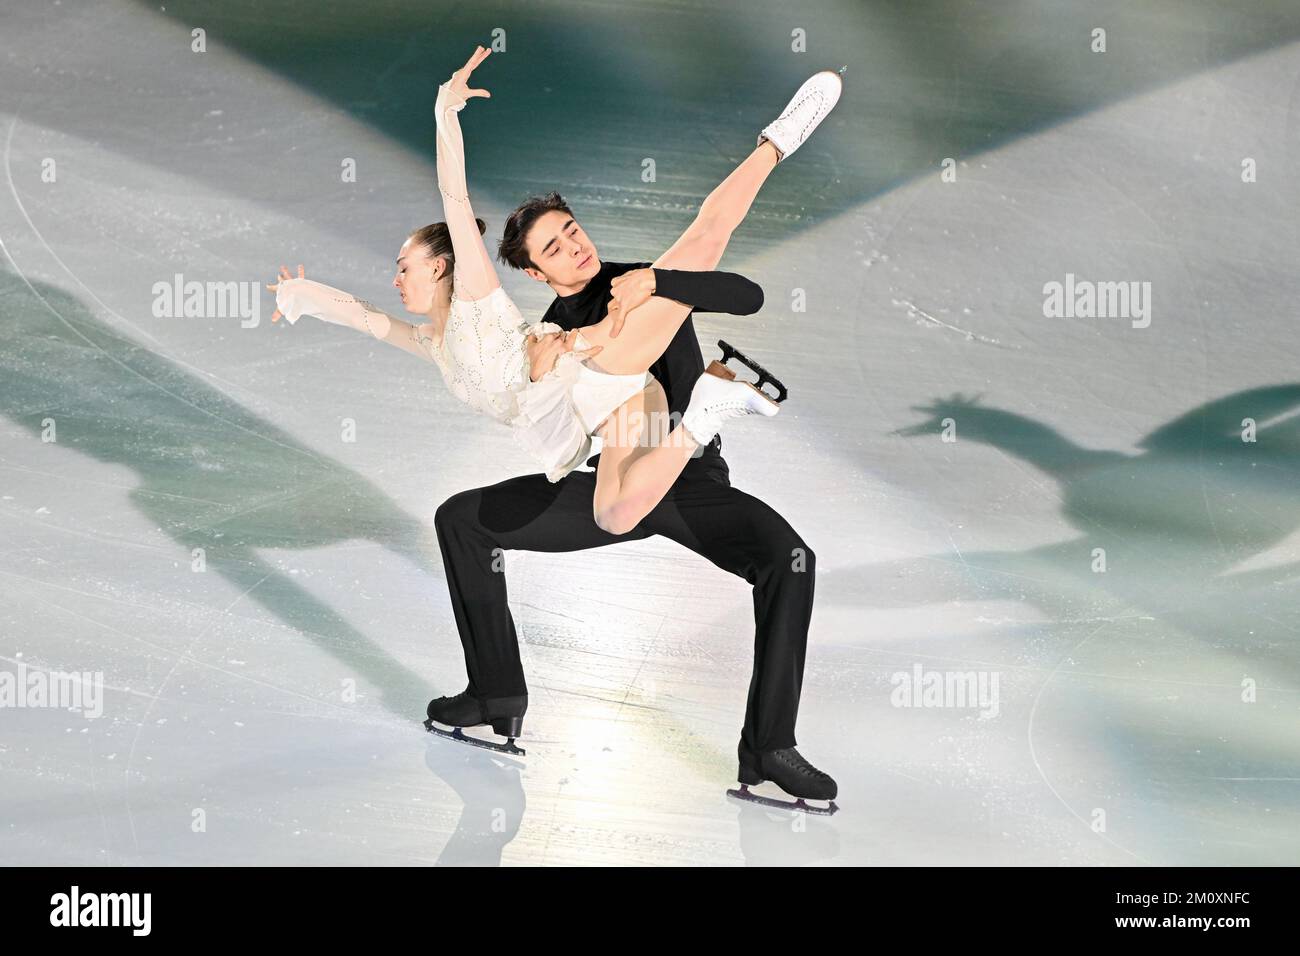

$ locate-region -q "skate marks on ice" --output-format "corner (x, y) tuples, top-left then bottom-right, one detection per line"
(812, 388), (1300, 863)
(888, 298), (1016, 349)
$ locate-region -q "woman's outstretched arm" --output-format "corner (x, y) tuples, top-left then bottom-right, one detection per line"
(435, 46), (500, 302)
(270, 266), (440, 363)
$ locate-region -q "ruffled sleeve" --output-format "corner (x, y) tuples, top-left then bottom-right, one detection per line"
(522, 320), (565, 342)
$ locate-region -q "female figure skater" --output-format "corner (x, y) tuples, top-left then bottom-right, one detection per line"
(269, 47), (792, 534)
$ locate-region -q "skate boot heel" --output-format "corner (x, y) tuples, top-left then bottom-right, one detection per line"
(426, 689), (528, 756)
(705, 359), (736, 381)
(728, 745), (840, 815)
(491, 715), (525, 738)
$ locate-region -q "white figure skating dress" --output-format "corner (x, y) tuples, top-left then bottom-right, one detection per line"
(275, 276), (649, 482)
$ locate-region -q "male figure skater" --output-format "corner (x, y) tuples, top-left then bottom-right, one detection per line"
(430, 69), (843, 811)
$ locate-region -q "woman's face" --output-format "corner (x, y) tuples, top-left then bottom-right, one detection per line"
(393, 237), (444, 314)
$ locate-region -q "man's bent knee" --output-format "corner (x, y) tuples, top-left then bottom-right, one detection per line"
(779, 539), (816, 577)
(434, 488), (479, 536)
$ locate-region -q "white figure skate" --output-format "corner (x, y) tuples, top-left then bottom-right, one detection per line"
(758, 66), (846, 162)
(681, 341), (785, 447)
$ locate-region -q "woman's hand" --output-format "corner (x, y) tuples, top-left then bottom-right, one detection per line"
(607, 268), (656, 338)
(527, 329), (603, 382)
(266, 264), (305, 323)
(448, 45), (493, 104)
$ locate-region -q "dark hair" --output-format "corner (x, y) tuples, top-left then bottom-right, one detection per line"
(407, 218), (486, 278)
(497, 192), (574, 271)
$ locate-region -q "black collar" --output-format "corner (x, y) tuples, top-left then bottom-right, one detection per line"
(552, 261), (619, 317)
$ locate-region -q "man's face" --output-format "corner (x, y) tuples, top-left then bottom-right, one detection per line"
(522, 210), (601, 289)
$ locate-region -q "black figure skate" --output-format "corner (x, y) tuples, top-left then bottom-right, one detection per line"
(727, 740), (839, 815)
(424, 689), (527, 756)
(710, 340), (789, 405)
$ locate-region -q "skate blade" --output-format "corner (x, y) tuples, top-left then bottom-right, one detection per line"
(726, 783), (839, 816)
(424, 718), (526, 756)
(713, 340), (788, 404)
(703, 366), (785, 409)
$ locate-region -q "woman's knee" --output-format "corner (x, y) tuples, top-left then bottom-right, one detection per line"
(659, 226), (728, 272)
(687, 223), (728, 266)
(594, 509), (636, 537)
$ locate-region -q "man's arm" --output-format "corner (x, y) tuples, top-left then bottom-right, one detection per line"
(651, 268), (764, 315)
(606, 266), (763, 335)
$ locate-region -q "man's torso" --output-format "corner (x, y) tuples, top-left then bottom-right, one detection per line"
(542, 259), (728, 484)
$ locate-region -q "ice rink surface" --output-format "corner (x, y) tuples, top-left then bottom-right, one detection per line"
(2, 0), (1299, 865)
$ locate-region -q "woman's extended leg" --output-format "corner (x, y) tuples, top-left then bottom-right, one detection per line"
(664, 139), (782, 265)
(591, 381), (701, 535)
(579, 141), (782, 376)
(586, 67), (845, 375)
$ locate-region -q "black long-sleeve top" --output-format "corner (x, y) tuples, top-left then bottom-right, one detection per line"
(541, 262), (764, 484)
(653, 268), (764, 315)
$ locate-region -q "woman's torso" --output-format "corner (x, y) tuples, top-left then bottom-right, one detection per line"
(430, 284), (532, 421)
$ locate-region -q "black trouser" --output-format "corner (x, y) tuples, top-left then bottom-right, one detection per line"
(433, 466), (815, 752)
